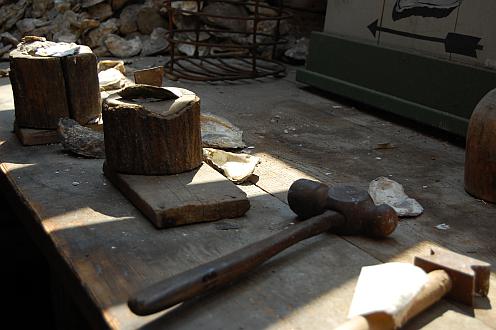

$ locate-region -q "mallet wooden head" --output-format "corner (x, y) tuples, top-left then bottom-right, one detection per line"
(287, 179), (398, 238)
(414, 248), (491, 305)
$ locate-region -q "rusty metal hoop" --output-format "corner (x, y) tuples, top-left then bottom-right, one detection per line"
(165, 0), (291, 81)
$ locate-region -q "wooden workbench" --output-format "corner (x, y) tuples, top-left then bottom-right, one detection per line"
(0, 65), (495, 329)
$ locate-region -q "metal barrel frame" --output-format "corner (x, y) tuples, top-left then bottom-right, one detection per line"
(165, 0), (292, 81)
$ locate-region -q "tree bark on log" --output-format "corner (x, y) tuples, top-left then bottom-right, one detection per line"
(9, 45), (101, 129)
(103, 88), (202, 175)
(9, 50), (69, 129)
(61, 48), (101, 125)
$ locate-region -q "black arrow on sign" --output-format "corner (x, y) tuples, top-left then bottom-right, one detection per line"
(367, 19), (483, 58)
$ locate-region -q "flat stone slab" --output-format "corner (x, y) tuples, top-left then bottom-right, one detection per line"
(103, 162), (250, 228)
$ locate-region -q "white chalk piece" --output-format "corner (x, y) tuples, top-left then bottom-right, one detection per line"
(369, 177), (424, 217)
(203, 148), (260, 184)
(348, 262), (428, 325)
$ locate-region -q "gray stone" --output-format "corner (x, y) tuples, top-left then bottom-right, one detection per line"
(111, 0), (134, 11)
(0, 0), (28, 31)
(0, 32), (19, 46)
(85, 18), (119, 48)
(104, 34), (142, 58)
(53, 30), (78, 43)
(140, 27), (169, 56)
(16, 18), (48, 34)
(81, 0), (105, 9)
(118, 4), (141, 35)
(31, 0), (53, 18)
(201, 2), (248, 32)
(201, 113), (246, 149)
(137, 6), (167, 35)
(0, 43), (12, 57)
(87, 3), (113, 21)
(284, 37), (309, 62)
(92, 45), (110, 57)
(246, 2), (279, 17)
(57, 118), (105, 159)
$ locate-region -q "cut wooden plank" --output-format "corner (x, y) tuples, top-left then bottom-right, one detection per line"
(103, 162), (251, 228)
(14, 123), (59, 146)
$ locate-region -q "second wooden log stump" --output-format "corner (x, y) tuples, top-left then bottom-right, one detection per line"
(103, 85), (202, 175)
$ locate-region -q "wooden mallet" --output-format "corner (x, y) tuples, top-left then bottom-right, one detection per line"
(128, 179), (399, 315)
(337, 248), (491, 330)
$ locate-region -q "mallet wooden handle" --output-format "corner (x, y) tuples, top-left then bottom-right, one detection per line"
(402, 269), (452, 325)
(128, 211), (345, 315)
(336, 270), (452, 330)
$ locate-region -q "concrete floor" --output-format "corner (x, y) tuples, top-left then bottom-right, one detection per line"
(1, 57), (495, 328)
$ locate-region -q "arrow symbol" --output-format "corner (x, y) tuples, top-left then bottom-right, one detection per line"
(368, 19), (483, 58)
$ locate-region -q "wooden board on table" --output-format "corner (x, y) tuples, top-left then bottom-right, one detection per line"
(14, 123), (59, 146)
(103, 162), (251, 228)
(0, 136), (383, 329)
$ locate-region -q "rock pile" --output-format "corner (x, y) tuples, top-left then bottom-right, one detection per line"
(0, 0), (323, 61)
(0, 0), (171, 59)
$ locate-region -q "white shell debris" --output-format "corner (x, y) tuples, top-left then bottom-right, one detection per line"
(201, 113), (246, 149)
(203, 148), (260, 184)
(98, 67), (129, 91)
(35, 42), (81, 57)
(17, 38), (82, 57)
(435, 223), (450, 230)
(369, 177), (424, 217)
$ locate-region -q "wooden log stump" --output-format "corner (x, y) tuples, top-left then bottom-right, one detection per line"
(103, 86), (202, 175)
(9, 38), (101, 130)
(464, 89), (496, 203)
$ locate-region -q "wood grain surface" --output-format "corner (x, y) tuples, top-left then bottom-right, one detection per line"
(9, 50), (69, 129)
(14, 122), (59, 146)
(61, 51), (101, 125)
(103, 91), (202, 175)
(103, 162), (250, 228)
(1, 66), (495, 330)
